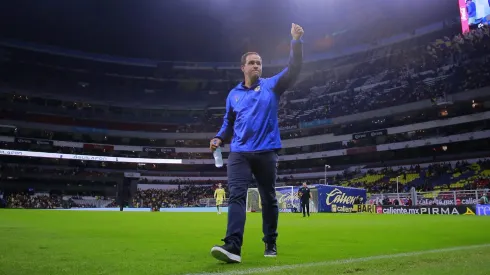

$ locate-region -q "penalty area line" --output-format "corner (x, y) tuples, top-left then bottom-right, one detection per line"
(187, 243), (490, 275)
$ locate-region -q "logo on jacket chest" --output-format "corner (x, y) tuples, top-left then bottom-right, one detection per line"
(232, 87), (272, 112)
(254, 85), (260, 92)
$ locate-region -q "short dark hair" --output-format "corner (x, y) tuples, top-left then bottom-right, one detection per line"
(241, 52), (260, 66)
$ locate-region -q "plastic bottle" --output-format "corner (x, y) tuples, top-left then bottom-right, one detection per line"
(213, 147), (224, 168)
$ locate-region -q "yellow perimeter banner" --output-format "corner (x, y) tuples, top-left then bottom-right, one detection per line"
(353, 204), (377, 214)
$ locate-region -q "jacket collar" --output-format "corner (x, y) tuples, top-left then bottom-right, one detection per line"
(236, 78), (262, 91)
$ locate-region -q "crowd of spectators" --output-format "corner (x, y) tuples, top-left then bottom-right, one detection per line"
(345, 159), (490, 194)
(1, 26), (489, 133)
(132, 184), (223, 209)
(278, 26), (490, 125)
(3, 193), (116, 209)
(0, 163), (118, 178)
(6, 193), (63, 209)
(1, 113), (488, 169)
(2, 158), (489, 209)
(2, 25), (490, 209)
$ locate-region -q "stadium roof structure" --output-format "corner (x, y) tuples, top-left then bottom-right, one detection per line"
(1, 0), (455, 63)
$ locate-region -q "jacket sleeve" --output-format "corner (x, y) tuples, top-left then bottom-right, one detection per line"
(267, 38), (304, 96)
(215, 93), (234, 143)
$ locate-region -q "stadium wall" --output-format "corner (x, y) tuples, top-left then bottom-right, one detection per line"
(47, 207), (229, 212)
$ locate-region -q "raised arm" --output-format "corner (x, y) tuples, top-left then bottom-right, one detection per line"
(269, 23), (304, 96)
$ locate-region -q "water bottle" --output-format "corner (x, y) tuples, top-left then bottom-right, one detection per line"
(213, 147), (224, 168)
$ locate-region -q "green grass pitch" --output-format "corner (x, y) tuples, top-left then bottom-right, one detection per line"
(1, 209), (490, 275)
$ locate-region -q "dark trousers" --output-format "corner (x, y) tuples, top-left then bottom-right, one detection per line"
(301, 200), (310, 216)
(224, 151), (279, 250)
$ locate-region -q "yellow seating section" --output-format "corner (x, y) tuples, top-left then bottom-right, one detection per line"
(339, 166), (489, 189)
(342, 174), (385, 187)
(448, 167), (490, 189)
(389, 173), (420, 186)
(342, 173), (421, 188)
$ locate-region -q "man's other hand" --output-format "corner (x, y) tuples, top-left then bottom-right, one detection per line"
(291, 23), (304, 40)
(210, 138), (222, 151)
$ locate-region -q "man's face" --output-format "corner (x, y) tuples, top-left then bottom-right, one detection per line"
(241, 54), (262, 80)
(218, 183), (222, 188)
(303, 183), (307, 187)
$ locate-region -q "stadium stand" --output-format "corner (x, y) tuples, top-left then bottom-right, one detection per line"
(1, 23), (490, 209)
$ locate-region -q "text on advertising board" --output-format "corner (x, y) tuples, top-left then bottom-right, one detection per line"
(15, 138), (53, 146)
(143, 147), (176, 153)
(379, 205), (476, 215)
(476, 204), (490, 216)
(353, 204), (377, 213)
(317, 185), (367, 213)
(326, 188), (357, 205)
(352, 129), (388, 140)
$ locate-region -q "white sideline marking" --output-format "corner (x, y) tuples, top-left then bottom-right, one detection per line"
(188, 243), (490, 275)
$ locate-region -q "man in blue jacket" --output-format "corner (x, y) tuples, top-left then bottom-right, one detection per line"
(209, 23), (304, 263)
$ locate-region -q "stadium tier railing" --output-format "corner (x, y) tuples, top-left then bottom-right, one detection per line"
(0, 149), (182, 164)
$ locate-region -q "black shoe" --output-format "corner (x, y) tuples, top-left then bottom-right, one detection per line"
(264, 243), (277, 257)
(211, 242), (241, 263)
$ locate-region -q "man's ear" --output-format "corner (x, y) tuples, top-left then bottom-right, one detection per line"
(241, 65), (245, 73)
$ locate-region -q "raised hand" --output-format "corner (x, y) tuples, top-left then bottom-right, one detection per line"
(291, 23), (304, 40)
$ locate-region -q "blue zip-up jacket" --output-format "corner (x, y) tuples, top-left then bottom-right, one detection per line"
(215, 38), (303, 153)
